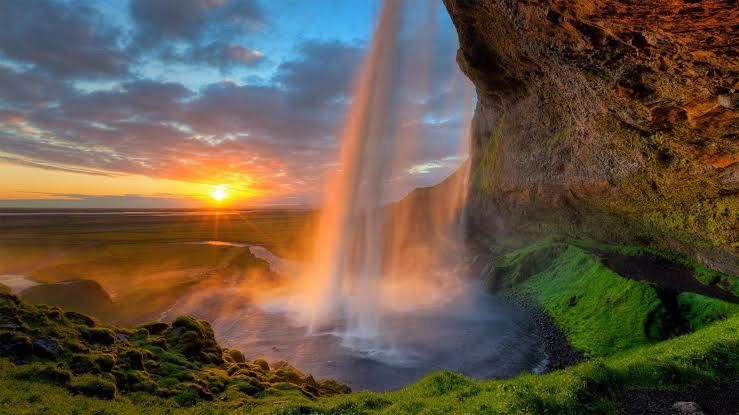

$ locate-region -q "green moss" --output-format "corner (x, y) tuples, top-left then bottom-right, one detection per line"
(544, 126), (573, 148)
(471, 119), (505, 196)
(678, 292), (739, 330)
(488, 240), (738, 357)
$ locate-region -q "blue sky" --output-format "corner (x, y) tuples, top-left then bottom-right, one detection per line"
(0, 0), (472, 207)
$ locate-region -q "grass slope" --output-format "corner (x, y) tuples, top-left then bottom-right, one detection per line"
(486, 240), (739, 357)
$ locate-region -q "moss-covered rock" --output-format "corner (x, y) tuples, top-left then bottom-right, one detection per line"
(165, 316), (223, 364)
(0, 293), (350, 407)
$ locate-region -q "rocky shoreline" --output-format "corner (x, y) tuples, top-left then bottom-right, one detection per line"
(506, 295), (584, 372)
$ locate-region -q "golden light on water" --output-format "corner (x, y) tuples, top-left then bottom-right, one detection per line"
(210, 185), (229, 203)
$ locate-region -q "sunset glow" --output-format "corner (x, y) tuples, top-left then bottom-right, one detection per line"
(0, 1), (470, 209)
(211, 185), (229, 203)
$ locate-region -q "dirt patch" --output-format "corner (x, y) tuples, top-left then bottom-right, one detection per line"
(602, 254), (738, 304)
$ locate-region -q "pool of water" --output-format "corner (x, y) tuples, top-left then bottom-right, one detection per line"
(163, 243), (547, 390)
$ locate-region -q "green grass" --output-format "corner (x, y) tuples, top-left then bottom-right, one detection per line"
(486, 239), (739, 357)
(1, 313), (737, 414)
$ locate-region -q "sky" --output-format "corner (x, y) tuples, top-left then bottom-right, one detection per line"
(0, 0), (472, 208)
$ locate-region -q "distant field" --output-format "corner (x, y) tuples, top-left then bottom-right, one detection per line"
(0, 209), (315, 324)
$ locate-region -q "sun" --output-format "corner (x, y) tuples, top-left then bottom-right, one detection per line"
(210, 185), (229, 203)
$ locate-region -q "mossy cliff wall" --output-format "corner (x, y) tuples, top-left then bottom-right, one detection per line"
(442, 0), (738, 273)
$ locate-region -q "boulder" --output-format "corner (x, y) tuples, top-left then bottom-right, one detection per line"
(673, 401), (704, 415)
(32, 337), (62, 359)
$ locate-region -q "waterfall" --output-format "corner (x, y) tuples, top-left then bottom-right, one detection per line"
(299, 0), (472, 347)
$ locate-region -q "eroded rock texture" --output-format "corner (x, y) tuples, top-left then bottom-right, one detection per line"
(443, 0), (738, 272)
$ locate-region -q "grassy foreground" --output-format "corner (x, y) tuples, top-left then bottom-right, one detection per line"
(1, 238), (737, 414)
(1, 310), (737, 414)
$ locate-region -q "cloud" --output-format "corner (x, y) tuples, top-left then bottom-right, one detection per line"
(0, 1), (128, 79)
(129, 0), (265, 70)
(0, 65), (75, 108)
(0, 2), (472, 206)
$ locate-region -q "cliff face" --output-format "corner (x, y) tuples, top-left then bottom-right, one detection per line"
(443, 0), (738, 272)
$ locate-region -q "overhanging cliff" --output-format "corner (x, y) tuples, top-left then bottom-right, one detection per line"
(443, 0), (738, 273)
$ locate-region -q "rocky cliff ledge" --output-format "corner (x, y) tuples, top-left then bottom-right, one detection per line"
(443, 0), (738, 273)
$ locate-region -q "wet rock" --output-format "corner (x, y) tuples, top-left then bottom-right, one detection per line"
(32, 337), (62, 359)
(673, 401), (704, 415)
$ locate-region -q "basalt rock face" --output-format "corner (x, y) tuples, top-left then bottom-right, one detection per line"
(443, 0), (738, 273)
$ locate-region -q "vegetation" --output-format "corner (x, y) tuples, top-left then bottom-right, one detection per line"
(0, 298), (736, 414)
(485, 238), (738, 356)
(0, 293), (349, 412)
(2, 225), (737, 414)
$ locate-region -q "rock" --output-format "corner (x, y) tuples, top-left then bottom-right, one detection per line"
(85, 327), (116, 345)
(164, 316), (223, 365)
(673, 401), (704, 415)
(0, 332), (32, 360)
(224, 348), (246, 363)
(32, 337), (62, 359)
(717, 94), (737, 109)
(64, 311), (96, 327)
(253, 359), (270, 372)
(116, 333), (129, 344)
(717, 162), (739, 192)
(93, 354), (116, 372)
(442, 0), (739, 271)
(120, 349), (145, 371)
(70, 354), (99, 374)
(139, 321), (169, 335)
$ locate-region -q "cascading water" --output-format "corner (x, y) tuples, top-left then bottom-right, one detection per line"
(300, 0), (473, 348)
(161, 2), (548, 389)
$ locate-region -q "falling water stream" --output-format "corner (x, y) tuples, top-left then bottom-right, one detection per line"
(162, 0), (547, 390)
